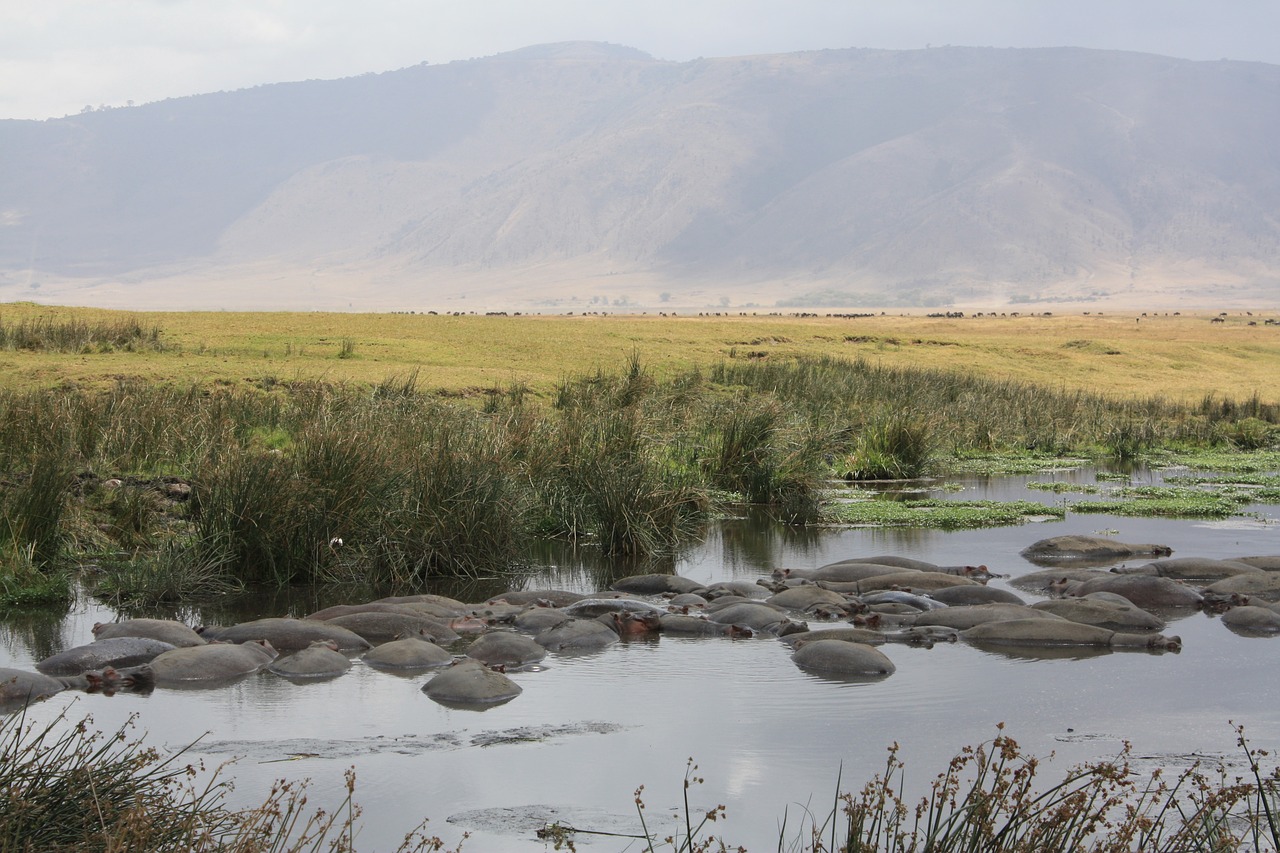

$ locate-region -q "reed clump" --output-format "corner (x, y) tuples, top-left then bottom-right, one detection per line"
(0, 315), (166, 353)
(0, 355), (1274, 598)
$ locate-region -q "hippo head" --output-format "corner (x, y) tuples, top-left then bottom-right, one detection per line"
(727, 625), (755, 639)
(1149, 634), (1182, 653)
(851, 612), (883, 629)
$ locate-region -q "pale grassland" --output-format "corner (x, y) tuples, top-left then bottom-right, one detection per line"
(1, 302), (1278, 403)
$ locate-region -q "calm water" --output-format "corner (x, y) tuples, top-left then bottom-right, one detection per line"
(3, 468), (1279, 851)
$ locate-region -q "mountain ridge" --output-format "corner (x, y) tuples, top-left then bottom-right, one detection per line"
(2, 43), (1278, 311)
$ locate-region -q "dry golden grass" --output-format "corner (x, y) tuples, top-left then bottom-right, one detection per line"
(2, 302), (1277, 403)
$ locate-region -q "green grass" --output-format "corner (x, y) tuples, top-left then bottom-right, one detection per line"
(1069, 486), (1247, 518)
(828, 498), (1064, 530)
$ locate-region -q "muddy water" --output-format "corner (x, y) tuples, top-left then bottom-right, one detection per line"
(3, 469), (1279, 850)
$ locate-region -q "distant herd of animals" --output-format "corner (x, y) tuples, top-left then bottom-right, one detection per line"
(3, 534), (1279, 710)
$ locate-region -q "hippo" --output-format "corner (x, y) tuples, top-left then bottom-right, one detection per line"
(1235, 556), (1280, 572)
(611, 574), (708, 596)
(1008, 568), (1112, 593)
(466, 632), (548, 667)
(913, 604), (1065, 631)
(93, 619), (206, 647)
(765, 586), (855, 613)
(827, 556), (940, 572)
(658, 615), (755, 637)
(563, 598), (665, 619)
(513, 607), (572, 633)
(485, 589), (586, 607)
(860, 590), (947, 611)
(149, 640), (278, 685)
(362, 637), (454, 671)
(1068, 575), (1204, 609)
(534, 618), (619, 652)
(962, 619), (1181, 652)
(422, 659), (521, 707)
(791, 640), (896, 676)
(36, 637), (175, 676)
(323, 612), (460, 645)
(1, 668), (72, 711)
(706, 602), (807, 636)
(1111, 558), (1260, 581)
(782, 626), (957, 647)
(1030, 599), (1166, 632)
(704, 581), (768, 600)
(268, 641), (352, 679)
(668, 593), (709, 607)
(307, 602), (460, 622)
(198, 618), (371, 652)
(1204, 573), (1280, 603)
(1220, 606), (1280, 635)
(847, 571), (980, 594)
(373, 593), (468, 612)
(1020, 535), (1173, 566)
(810, 563), (921, 583)
(602, 611), (663, 638)
(1, 667), (152, 712)
(928, 585), (1025, 606)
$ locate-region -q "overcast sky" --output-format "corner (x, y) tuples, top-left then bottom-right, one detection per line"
(5, 0), (1280, 121)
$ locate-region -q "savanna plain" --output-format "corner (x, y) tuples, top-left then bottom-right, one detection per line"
(2, 303), (1280, 852)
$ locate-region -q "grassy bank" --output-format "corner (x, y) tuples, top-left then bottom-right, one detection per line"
(4, 710), (1276, 852)
(2, 303), (1280, 403)
(0, 345), (1276, 604)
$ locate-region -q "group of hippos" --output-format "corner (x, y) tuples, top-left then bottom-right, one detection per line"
(4, 534), (1280, 711)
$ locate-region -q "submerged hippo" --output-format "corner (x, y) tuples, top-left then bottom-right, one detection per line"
(267, 641), (351, 679)
(512, 606), (572, 633)
(149, 640), (278, 685)
(1220, 606), (1280, 635)
(466, 632), (548, 667)
(704, 581), (769, 600)
(198, 618), (371, 652)
(37, 637), (175, 676)
(658, 614), (755, 637)
(604, 611), (663, 638)
(809, 563), (921, 583)
(1111, 558), (1260, 581)
(485, 589), (586, 607)
(422, 659), (521, 707)
(93, 618), (205, 647)
(1008, 568), (1112, 593)
(962, 619), (1181, 652)
(563, 598), (665, 619)
(765, 585), (854, 613)
(1, 668), (74, 712)
(611, 574), (708, 596)
(1068, 575), (1204, 609)
(1030, 599), (1165, 632)
(534, 618), (618, 652)
(791, 639), (896, 676)
(323, 612), (460, 645)
(1, 666), (151, 712)
(707, 602), (807, 636)
(1020, 535), (1173, 566)
(912, 604), (1064, 631)
(849, 571), (980, 594)
(1236, 556), (1280, 572)
(826, 556), (940, 572)
(362, 637), (454, 671)
(928, 585), (1025, 606)
(1204, 572), (1280, 603)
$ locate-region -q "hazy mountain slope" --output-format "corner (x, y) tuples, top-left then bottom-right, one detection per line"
(2, 43), (1279, 310)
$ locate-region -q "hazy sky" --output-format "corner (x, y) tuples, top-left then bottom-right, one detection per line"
(5, 0), (1280, 120)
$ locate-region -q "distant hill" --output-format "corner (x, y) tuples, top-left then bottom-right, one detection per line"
(2, 42), (1279, 311)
